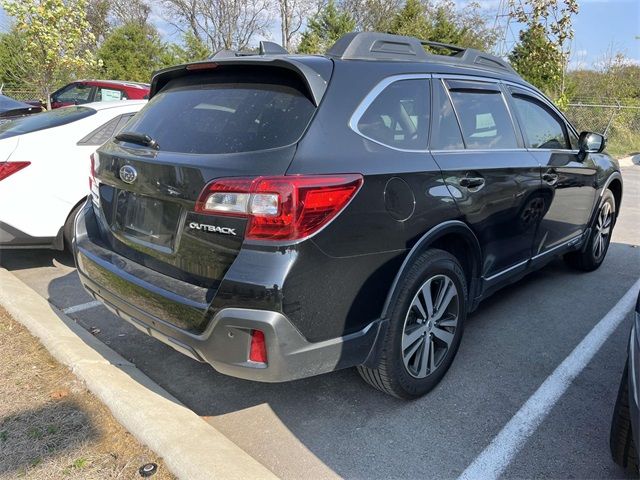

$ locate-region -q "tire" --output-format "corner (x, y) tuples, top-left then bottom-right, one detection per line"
(564, 189), (616, 272)
(610, 363), (639, 476)
(63, 203), (83, 252)
(358, 249), (467, 399)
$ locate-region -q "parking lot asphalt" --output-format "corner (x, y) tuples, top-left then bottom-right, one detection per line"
(1, 165), (639, 480)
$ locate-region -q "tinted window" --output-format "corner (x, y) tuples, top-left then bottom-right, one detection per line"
(568, 126), (579, 150)
(431, 80), (464, 150)
(356, 79), (429, 150)
(512, 95), (568, 149)
(448, 89), (517, 149)
(78, 113), (135, 146)
(122, 77), (315, 154)
(0, 106), (96, 140)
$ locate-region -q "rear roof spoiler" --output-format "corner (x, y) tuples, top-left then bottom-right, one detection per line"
(149, 55), (330, 106)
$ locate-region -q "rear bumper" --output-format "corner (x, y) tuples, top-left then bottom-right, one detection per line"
(74, 201), (382, 382)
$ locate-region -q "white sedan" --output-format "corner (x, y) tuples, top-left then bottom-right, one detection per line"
(0, 100), (146, 250)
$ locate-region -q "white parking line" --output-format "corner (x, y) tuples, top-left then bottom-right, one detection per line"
(459, 277), (640, 480)
(62, 300), (102, 315)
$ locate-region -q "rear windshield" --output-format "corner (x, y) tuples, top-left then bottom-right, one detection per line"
(121, 70), (316, 154)
(0, 106), (96, 140)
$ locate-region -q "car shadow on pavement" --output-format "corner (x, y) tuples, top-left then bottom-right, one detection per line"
(5, 241), (638, 479)
(0, 248), (75, 270)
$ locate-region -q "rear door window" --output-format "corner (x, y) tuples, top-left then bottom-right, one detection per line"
(431, 79), (464, 150)
(355, 78), (430, 150)
(447, 81), (518, 149)
(0, 106), (96, 140)
(121, 72), (316, 154)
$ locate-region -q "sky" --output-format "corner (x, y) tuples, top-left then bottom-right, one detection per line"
(0, 0), (638, 69)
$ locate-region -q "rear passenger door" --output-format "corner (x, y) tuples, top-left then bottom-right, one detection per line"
(506, 87), (597, 256)
(430, 77), (542, 281)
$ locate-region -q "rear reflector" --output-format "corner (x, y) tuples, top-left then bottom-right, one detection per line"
(195, 174), (363, 241)
(0, 161), (30, 181)
(249, 330), (267, 364)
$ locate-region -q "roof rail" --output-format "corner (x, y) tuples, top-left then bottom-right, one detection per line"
(327, 32), (517, 75)
(211, 40), (289, 59)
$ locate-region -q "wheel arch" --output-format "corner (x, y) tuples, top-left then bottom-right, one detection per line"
(54, 197), (88, 250)
(606, 175), (623, 217)
(380, 220), (482, 320)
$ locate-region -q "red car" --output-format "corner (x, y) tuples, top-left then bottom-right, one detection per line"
(49, 80), (150, 109)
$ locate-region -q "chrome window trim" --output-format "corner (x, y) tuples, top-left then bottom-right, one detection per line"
(348, 74), (432, 153)
(432, 73), (501, 83)
(430, 148), (527, 154)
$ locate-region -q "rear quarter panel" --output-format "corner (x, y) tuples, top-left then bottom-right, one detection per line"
(279, 61), (460, 340)
(0, 107), (141, 237)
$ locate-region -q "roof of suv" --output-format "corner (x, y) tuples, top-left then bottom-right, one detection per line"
(149, 32), (529, 102)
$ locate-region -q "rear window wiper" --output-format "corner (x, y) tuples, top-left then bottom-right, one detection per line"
(115, 131), (160, 150)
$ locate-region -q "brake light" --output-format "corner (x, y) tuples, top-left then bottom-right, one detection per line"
(249, 330), (267, 364)
(0, 162), (30, 181)
(195, 174), (363, 241)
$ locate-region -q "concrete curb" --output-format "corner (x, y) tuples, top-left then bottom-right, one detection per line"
(0, 267), (279, 480)
(618, 155), (637, 168)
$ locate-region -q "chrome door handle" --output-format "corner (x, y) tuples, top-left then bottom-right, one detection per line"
(459, 177), (485, 189)
(542, 170), (559, 185)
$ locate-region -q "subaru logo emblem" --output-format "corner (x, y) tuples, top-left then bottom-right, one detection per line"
(119, 165), (137, 184)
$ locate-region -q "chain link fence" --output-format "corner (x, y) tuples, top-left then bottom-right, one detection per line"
(565, 99), (640, 158)
(0, 88), (40, 101)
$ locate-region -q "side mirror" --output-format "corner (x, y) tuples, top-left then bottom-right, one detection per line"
(579, 131), (606, 154)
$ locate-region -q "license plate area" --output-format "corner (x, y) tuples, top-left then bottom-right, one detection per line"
(114, 191), (181, 249)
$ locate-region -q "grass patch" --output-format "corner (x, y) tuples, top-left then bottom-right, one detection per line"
(0, 306), (175, 479)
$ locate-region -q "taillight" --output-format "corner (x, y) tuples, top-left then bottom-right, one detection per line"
(195, 174), (363, 241)
(0, 162), (30, 181)
(249, 330), (267, 364)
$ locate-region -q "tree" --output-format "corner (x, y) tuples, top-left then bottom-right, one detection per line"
(85, 0), (111, 46)
(161, 0), (273, 52)
(341, 0), (403, 32)
(387, 0), (430, 39)
(0, 29), (30, 91)
(277, 0), (315, 50)
(1, 0), (100, 109)
(98, 23), (165, 83)
(387, 0), (497, 52)
(509, 24), (562, 96)
(298, 0), (355, 54)
(508, 0), (579, 102)
(111, 0), (151, 26)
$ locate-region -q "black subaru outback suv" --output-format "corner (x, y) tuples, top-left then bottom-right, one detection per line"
(74, 32), (622, 398)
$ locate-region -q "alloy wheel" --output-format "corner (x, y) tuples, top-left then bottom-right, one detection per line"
(593, 201), (612, 259)
(401, 274), (459, 379)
